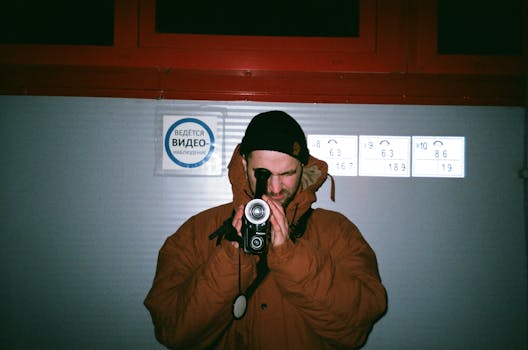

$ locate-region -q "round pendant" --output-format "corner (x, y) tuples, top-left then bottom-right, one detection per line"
(232, 293), (247, 319)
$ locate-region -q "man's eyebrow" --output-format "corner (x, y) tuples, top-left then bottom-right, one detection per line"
(279, 169), (297, 176)
(251, 163), (299, 176)
(253, 168), (296, 176)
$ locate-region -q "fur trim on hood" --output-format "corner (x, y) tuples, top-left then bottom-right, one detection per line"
(228, 144), (334, 225)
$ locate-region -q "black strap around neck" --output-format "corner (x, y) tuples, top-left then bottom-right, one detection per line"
(208, 210), (240, 245)
(244, 255), (269, 299)
(289, 207), (314, 242)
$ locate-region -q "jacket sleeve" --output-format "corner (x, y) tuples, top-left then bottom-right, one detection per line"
(267, 210), (387, 349)
(144, 213), (257, 349)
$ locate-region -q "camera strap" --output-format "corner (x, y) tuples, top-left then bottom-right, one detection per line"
(208, 211), (240, 245)
(232, 252), (268, 320)
(289, 207), (314, 242)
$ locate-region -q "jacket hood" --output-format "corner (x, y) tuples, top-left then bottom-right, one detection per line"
(228, 144), (333, 224)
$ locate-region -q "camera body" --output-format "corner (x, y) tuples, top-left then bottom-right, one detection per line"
(242, 198), (270, 254)
(242, 168), (271, 255)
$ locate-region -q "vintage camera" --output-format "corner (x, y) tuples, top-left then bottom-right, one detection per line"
(242, 168), (271, 255)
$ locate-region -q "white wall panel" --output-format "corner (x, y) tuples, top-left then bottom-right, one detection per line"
(1, 96), (525, 349)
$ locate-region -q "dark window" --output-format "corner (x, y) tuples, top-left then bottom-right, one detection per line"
(437, 0), (523, 55)
(156, 0), (359, 37)
(0, 0), (114, 45)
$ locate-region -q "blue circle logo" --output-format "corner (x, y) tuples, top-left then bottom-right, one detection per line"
(164, 118), (215, 168)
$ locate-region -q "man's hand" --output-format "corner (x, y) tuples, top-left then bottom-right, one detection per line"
(263, 195), (290, 247)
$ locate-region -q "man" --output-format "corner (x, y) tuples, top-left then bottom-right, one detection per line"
(144, 110), (387, 349)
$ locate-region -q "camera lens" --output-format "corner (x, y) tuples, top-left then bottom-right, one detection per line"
(244, 199), (270, 225)
(250, 236), (264, 250)
(250, 205), (265, 220)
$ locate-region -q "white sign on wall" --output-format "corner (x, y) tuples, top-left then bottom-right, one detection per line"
(307, 135), (358, 176)
(359, 136), (411, 177)
(412, 136), (465, 177)
(162, 115), (222, 175)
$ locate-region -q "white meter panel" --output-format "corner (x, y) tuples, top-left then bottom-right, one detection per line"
(358, 136), (411, 177)
(307, 135), (358, 176)
(412, 136), (465, 178)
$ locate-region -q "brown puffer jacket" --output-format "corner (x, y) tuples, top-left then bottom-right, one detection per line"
(144, 146), (387, 349)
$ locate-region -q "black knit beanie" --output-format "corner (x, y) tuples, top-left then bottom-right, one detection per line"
(239, 110), (310, 164)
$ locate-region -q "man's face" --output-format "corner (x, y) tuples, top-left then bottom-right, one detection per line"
(243, 150), (302, 208)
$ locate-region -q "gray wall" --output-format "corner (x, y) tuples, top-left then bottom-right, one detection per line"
(1, 96), (526, 349)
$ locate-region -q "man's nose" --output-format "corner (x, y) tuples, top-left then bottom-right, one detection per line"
(268, 175), (281, 194)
